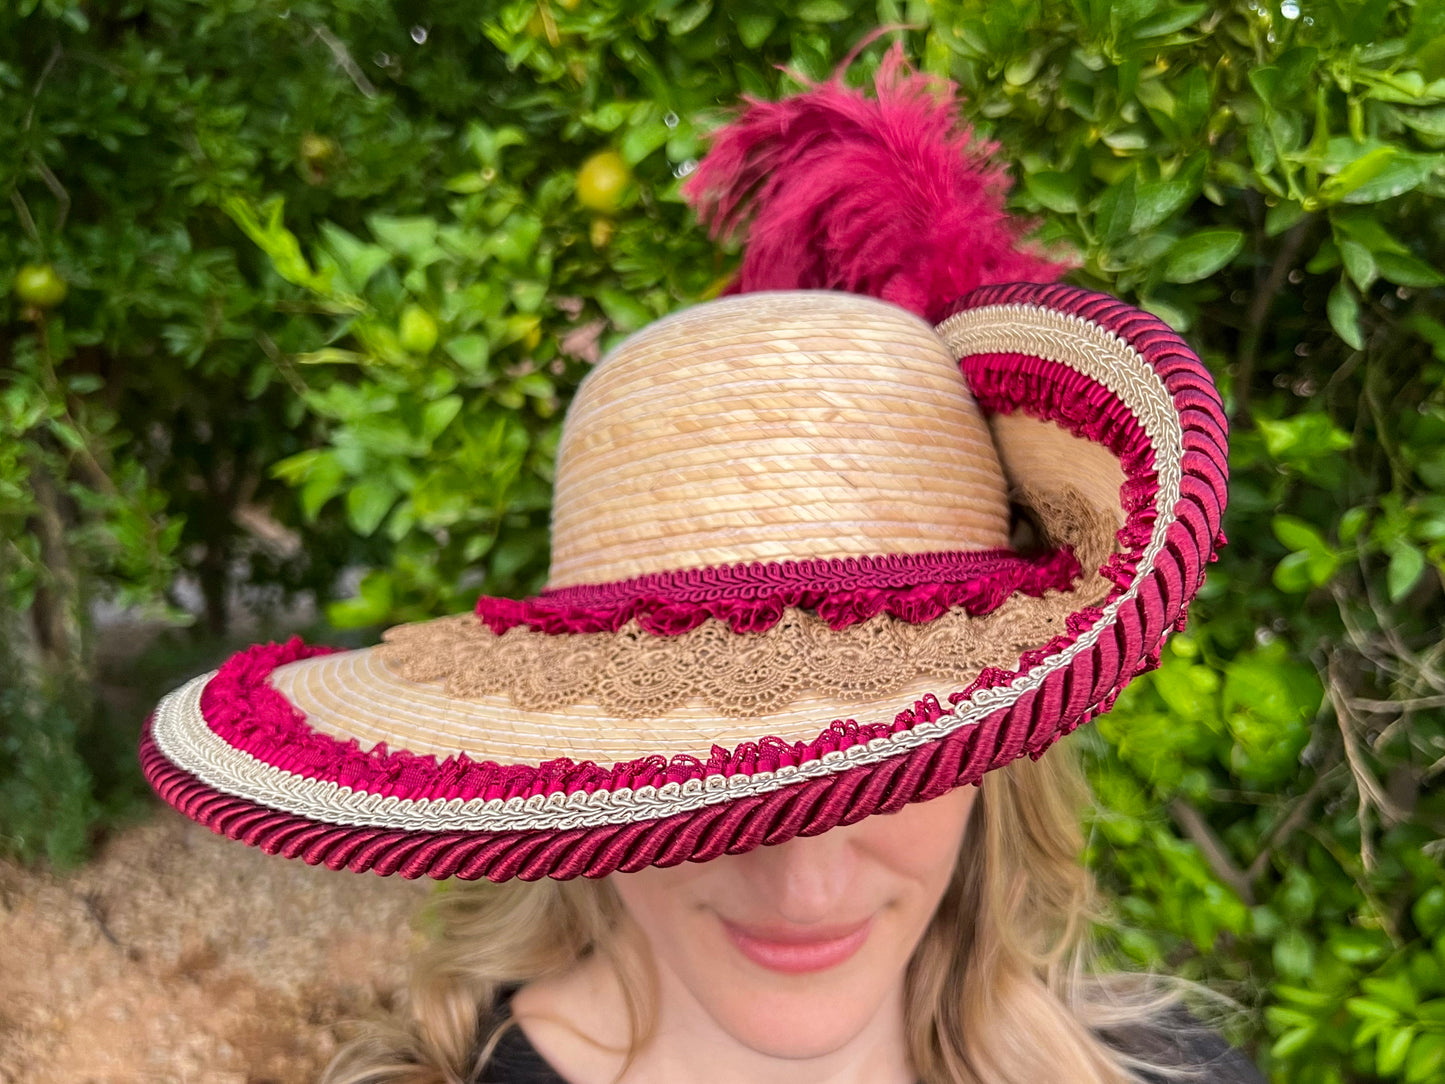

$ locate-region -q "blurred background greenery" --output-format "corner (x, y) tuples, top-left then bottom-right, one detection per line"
(2, 1), (1443, 1080)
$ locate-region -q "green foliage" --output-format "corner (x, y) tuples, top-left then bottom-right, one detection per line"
(939, 2), (1445, 1079)
(3, 2), (1444, 1080)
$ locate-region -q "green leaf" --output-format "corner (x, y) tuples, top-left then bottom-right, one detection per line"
(1328, 280), (1365, 350)
(1135, 77), (1177, 118)
(421, 395), (462, 443)
(1095, 174), (1138, 245)
(1024, 171), (1081, 213)
(795, 0), (851, 21)
(1273, 550), (1316, 592)
(1400, 108), (1445, 142)
(346, 477), (399, 536)
(1164, 229), (1245, 283)
(596, 286), (653, 332)
(1408, 1034), (1445, 1084)
(444, 171), (491, 194)
(1132, 3), (1209, 38)
(1341, 154), (1443, 204)
(1276, 984), (1336, 1010)
(1363, 975), (1419, 1014)
(1272, 929), (1316, 981)
(1340, 239), (1378, 289)
(663, 0), (712, 34)
(1273, 514), (1328, 553)
(1308, 238), (1342, 274)
(1387, 541), (1427, 601)
(1379, 1026), (1417, 1077)
(1132, 176), (1197, 231)
(1340, 506), (1370, 544)
(1271, 1026), (1316, 1060)
(1334, 213), (1409, 256)
(620, 121), (671, 165)
(1422, 36), (1445, 82)
(445, 334), (491, 376)
(295, 348), (366, 366)
(1376, 252), (1445, 287)
(326, 570), (394, 629)
(1317, 146), (1399, 204)
(319, 222), (391, 290)
(1414, 886), (1445, 935)
(367, 214), (440, 260)
(295, 453), (345, 521)
(1347, 997), (1401, 1023)
(1005, 50), (1045, 87)
(222, 195), (331, 293)
(1249, 66), (1281, 108)
(734, 11), (776, 48)
(65, 374), (104, 395)
(1265, 201), (1308, 238)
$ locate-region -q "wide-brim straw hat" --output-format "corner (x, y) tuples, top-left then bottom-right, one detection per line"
(141, 59), (1228, 883)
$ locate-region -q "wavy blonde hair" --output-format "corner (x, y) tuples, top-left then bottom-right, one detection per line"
(323, 747), (1199, 1084)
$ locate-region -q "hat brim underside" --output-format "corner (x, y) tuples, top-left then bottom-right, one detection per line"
(143, 283), (1227, 881)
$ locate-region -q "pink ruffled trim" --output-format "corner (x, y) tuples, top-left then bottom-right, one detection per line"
(475, 548), (1082, 636)
(198, 637), (946, 804)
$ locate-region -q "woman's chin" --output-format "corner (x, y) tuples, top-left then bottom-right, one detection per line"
(689, 966), (900, 1060)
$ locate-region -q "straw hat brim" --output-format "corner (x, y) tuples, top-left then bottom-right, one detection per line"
(142, 284), (1227, 881)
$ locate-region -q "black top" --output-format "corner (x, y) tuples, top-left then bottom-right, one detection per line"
(481, 1010), (1265, 1084)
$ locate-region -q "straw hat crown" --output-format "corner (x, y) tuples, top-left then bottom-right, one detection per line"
(547, 292), (1011, 589)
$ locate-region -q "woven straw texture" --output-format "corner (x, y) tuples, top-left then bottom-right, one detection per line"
(548, 293), (1011, 586)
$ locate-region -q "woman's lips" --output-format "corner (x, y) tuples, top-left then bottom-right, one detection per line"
(721, 919), (873, 974)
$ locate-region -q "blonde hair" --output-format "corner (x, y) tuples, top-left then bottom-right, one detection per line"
(324, 748), (1198, 1084)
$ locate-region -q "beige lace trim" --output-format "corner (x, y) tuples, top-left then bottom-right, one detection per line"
(379, 487), (1118, 720)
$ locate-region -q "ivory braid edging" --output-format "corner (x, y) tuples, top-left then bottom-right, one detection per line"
(143, 691), (1020, 882)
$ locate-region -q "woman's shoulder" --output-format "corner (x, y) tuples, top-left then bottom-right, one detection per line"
(1100, 1011), (1266, 1084)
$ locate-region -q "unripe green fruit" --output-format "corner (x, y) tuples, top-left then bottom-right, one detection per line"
(576, 150), (631, 214)
(398, 304), (439, 355)
(15, 263), (68, 309)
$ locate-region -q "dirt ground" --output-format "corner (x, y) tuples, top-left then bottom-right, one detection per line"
(0, 808), (429, 1083)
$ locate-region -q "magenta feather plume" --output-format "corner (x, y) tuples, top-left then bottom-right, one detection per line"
(684, 49), (1066, 322)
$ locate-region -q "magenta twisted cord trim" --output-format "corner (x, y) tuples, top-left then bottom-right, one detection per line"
(141, 695), (1013, 881)
(474, 547), (1083, 636)
(145, 283), (1229, 881)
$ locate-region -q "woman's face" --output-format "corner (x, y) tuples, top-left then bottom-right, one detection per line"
(610, 785), (978, 1060)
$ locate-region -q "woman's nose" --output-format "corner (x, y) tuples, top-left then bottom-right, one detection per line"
(741, 826), (860, 924)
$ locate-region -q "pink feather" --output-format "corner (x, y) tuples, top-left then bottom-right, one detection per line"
(684, 48), (1066, 322)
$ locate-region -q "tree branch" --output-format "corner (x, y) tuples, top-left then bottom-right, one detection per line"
(1169, 798), (1255, 905)
(1232, 213), (1316, 427)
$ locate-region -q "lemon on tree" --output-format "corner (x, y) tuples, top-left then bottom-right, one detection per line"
(575, 149), (631, 214)
(15, 263), (68, 309)
(398, 304), (439, 355)
(298, 132), (340, 184)
(299, 132), (338, 165)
